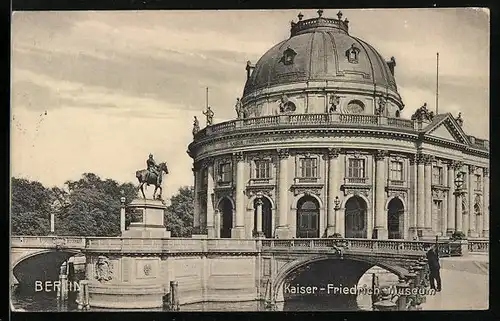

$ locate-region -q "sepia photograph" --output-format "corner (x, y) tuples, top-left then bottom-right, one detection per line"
(10, 8), (489, 312)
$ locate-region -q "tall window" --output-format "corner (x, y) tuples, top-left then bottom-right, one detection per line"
(432, 166), (443, 185)
(218, 163), (232, 183)
(255, 160), (271, 179)
(389, 161), (403, 181)
(475, 174), (482, 191)
(348, 158), (365, 178)
(299, 157), (318, 178)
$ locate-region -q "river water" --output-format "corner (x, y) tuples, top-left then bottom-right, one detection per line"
(11, 285), (375, 312)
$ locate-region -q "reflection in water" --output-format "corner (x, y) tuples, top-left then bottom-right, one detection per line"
(12, 284), (373, 312)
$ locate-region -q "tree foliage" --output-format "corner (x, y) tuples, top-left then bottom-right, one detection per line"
(11, 174), (195, 237)
(164, 186), (194, 237)
(11, 178), (53, 235)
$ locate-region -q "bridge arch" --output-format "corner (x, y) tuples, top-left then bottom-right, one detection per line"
(272, 255), (406, 303)
(12, 249), (83, 286)
(384, 195), (406, 211)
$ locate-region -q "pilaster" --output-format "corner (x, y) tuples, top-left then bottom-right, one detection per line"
(326, 148), (341, 236)
(374, 149), (388, 239)
(205, 158), (216, 238)
(482, 168), (489, 238)
(232, 152), (246, 239)
(468, 165), (477, 237)
(416, 153), (425, 236)
(423, 155), (434, 234)
(276, 148), (291, 238)
(446, 161), (456, 235)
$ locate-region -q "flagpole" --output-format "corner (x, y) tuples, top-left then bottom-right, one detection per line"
(436, 52), (439, 115)
(206, 87), (209, 109)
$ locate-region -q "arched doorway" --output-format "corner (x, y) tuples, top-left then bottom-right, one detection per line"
(345, 196), (367, 238)
(387, 198), (404, 239)
(219, 197), (233, 238)
(296, 196), (320, 238)
(254, 197), (273, 238)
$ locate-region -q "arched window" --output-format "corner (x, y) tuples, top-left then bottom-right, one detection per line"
(345, 100), (365, 114)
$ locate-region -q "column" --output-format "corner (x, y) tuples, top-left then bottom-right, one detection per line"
(192, 166), (200, 232)
(462, 169), (469, 234)
(326, 148), (340, 237)
(416, 154), (425, 236)
(120, 196), (126, 233)
(214, 209), (220, 238)
(232, 152), (246, 239)
(206, 158), (215, 238)
(446, 162), (456, 235)
(409, 156), (418, 238)
(50, 213), (55, 234)
(441, 164), (448, 236)
(482, 168), (489, 238)
(276, 148), (290, 238)
(424, 155), (433, 234)
(374, 150), (388, 239)
(468, 165), (476, 237)
(255, 196), (264, 237)
(455, 189), (463, 232)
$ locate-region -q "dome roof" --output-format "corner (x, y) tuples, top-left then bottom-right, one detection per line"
(242, 11), (400, 102)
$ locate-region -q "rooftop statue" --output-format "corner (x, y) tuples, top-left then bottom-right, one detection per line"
(135, 153), (169, 200)
(455, 112), (464, 127)
(411, 102), (435, 122)
(235, 98), (243, 119)
(192, 116), (200, 136)
(203, 106), (214, 126)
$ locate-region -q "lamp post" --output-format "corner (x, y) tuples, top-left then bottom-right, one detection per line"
(453, 172), (464, 233)
(120, 191), (126, 233)
(333, 196), (341, 236)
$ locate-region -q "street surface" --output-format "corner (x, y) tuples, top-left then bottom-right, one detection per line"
(421, 254), (489, 310)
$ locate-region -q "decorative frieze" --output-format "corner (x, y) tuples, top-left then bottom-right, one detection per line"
(423, 155), (435, 165)
(451, 160), (463, 171)
(432, 189), (447, 199)
(374, 149), (388, 161)
(290, 184), (323, 197)
(277, 148), (290, 159)
(245, 185), (274, 198)
(200, 157), (214, 169)
(341, 185), (371, 198)
(386, 190), (407, 201)
(468, 165), (476, 174)
(232, 151), (244, 162)
(327, 148), (341, 159)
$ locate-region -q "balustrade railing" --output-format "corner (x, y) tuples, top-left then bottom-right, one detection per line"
(193, 114), (420, 140)
(468, 240), (489, 253)
(11, 236), (86, 248)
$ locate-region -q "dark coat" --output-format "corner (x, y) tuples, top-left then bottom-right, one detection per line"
(426, 248), (440, 270)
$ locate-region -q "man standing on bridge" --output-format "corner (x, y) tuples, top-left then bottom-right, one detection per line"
(426, 244), (441, 292)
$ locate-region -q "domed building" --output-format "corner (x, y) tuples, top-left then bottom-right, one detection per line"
(187, 10), (489, 241)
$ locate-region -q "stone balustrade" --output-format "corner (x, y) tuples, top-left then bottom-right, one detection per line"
(468, 239), (489, 253)
(12, 235), (486, 257)
(195, 114), (417, 140)
(11, 236), (86, 248)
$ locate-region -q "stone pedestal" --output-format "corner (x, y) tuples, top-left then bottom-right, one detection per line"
(122, 198), (171, 238)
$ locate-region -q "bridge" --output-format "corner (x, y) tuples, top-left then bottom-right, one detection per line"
(11, 235), (489, 310)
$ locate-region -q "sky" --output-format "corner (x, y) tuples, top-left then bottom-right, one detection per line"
(11, 8), (490, 199)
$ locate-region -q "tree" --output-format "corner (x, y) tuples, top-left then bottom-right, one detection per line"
(11, 178), (54, 235)
(56, 173), (138, 236)
(164, 186), (194, 237)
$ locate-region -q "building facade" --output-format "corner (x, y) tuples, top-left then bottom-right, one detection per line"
(187, 10), (489, 240)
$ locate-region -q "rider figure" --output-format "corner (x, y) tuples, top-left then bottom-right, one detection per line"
(147, 154), (160, 185)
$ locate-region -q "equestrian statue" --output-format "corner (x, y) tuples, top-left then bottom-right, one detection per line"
(136, 153), (169, 200)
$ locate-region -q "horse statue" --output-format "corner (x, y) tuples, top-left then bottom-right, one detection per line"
(135, 162), (169, 200)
